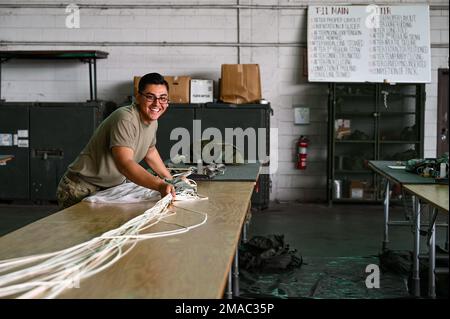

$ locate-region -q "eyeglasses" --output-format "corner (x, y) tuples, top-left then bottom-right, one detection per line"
(139, 92), (169, 105)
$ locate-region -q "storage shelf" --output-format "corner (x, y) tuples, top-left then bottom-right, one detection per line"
(335, 170), (372, 174)
(328, 82), (425, 205)
(378, 93), (418, 98)
(336, 111), (416, 117)
(336, 112), (375, 117)
(334, 94), (375, 98)
(380, 140), (420, 144)
(335, 140), (375, 143)
(379, 111), (417, 115)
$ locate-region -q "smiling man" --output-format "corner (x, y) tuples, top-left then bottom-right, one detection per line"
(56, 73), (175, 209)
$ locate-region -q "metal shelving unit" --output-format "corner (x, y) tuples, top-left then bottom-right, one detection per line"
(0, 50), (108, 102)
(327, 83), (425, 205)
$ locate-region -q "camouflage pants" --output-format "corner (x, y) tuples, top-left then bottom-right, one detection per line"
(56, 171), (102, 209)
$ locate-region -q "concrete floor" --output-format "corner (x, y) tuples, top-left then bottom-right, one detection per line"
(249, 202), (449, 257)
(0, 202), (60, 237)
(244, 202), (448, 298)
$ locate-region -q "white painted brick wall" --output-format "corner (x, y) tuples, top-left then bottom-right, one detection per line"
(0, 0), (448, 202)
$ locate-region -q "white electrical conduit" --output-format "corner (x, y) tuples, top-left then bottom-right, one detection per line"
(0, 176), (208, 299)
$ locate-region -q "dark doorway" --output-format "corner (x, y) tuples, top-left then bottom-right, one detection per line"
(437, 68), (449, 157)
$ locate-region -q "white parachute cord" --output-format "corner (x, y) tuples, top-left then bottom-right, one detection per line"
(0, 192), (207, 299)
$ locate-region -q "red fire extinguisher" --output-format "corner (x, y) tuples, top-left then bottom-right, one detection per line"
(296, 136), (308, 170)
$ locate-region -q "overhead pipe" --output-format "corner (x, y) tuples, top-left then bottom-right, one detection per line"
(0, 3), (447, 10)
(0, 40), (308, 47)
(0, 41), (447, 48)
(236, 0), (240, 64)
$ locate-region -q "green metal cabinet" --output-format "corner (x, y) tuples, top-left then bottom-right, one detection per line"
(0, 101), (106, 202)
(29, 103), (104, 200)
(197, 104), (271, 163)
(156, 102), (272, 210)
(327, 83), (425, 204)
(155, 104), (198, 163)
(0, 103), (30, 200)
(156, 103), (272, 163)
(0, 50), (109, 202)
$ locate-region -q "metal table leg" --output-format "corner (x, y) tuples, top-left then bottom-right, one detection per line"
(88, 59), (93, 101)
(225, 268), (233, 299)
(428, 207), (437, 298)
(0, 60), (2, 101)
(412, 196), (421, 297)
(232, 247), (240, 297)
(383, 180), (390, 251)
(242, 220), (248, 243)
(446, 215), (449, 251)
(93, 58), (97, 100)
(242, 202), (251, 244)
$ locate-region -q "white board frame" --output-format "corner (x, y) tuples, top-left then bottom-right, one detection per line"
(307, 5), (431, 83)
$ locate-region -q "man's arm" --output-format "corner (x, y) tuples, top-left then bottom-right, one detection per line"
(144, 146), (173, 180)
(111, 146), (175, 198)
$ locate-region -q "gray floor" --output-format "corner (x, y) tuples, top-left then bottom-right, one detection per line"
(249, 202), (449, 257)
(244, 202), (448, 298)
(0, 202), (59, 237)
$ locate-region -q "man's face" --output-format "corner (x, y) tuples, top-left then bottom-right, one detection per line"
(137, 84), (169, 123)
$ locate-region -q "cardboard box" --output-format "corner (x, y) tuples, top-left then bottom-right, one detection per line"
(190, 79), (213, 103)
(133, 76), (141, 99)
(165, 76), (191, 104)
(134, 75), (191, 104)
(219, 64), (262, 104)
(350, 180), (364, 199)
(335, 119), (351, 139)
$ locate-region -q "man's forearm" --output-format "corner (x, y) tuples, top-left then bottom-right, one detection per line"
(118, 159), (166, 191)
(145, 148), (172, 179)
(151, 162), (172, 180)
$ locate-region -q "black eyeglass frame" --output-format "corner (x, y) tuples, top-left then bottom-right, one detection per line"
(139, 91), (170, 104)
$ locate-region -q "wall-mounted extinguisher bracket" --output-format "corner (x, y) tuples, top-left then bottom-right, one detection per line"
(296, 135), (308, 170)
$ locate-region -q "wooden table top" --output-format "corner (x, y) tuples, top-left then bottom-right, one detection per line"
(403, 184), (449, 213)
(0, 180), (255, 298)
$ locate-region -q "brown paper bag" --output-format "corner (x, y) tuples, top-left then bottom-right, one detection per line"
(219, 64), (262, 104)
(134, 75), (191, 104)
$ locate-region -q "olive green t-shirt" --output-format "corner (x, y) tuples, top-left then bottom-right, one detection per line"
(68, 103), (158, 187)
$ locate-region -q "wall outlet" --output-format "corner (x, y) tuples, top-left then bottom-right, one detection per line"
(294, 107), (310, 124)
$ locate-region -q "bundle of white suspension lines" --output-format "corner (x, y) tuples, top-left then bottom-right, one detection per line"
(0, 172), (207, 299)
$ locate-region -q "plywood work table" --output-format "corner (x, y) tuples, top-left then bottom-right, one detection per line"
(403, 184), (448, 213)
(402, 183), (448, 298)
(0, 180), (255, 298)
(368, 160), (449, 298)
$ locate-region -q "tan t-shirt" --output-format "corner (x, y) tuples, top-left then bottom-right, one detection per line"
(68, 103), (158, 187)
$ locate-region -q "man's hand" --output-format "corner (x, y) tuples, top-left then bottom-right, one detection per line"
(158, 182), (176, 199)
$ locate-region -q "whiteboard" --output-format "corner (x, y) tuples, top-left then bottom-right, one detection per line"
(307, 5), (431, 83)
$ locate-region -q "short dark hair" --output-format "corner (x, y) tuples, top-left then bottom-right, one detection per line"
(138, 73), (169, 93)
